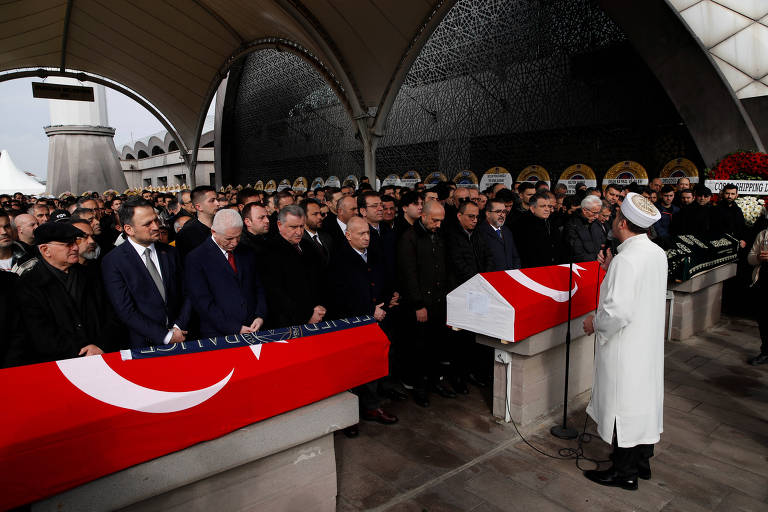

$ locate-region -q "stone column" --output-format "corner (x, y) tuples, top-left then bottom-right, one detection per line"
(45, 125), (127, 195)
(45, 78), (127, 195)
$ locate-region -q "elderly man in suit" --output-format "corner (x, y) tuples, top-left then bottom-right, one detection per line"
(564, 195), (606, 262)
(330, 216), (398, 428)
(102, 198), (191, 349)
(325, 195), (358, 246)
(477, 198), (521, 270)
(185, 209), (267, 337)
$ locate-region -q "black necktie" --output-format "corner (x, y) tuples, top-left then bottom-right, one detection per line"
(313, 234), (327, 258)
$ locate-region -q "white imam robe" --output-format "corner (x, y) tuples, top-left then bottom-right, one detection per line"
(586, 234), (667, 447)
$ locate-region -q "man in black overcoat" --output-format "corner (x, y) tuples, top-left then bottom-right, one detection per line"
(261, 205), (327, 328)
(512, 192), (560, 268)
(17, 223), (123, 364)
(563, 195), (606, 262)
(396, 200), (453, 406)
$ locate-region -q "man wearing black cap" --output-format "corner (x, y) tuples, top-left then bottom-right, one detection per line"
(15, 222), (122, 364)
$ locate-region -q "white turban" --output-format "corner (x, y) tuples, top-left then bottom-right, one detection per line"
(620, 192), (661, 228)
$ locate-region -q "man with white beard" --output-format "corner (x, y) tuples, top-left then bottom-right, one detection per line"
(70, 220), (101, 266)
(582, 192), (666, 491)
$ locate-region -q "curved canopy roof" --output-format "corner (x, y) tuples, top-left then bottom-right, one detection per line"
(0, 0), (452, 156)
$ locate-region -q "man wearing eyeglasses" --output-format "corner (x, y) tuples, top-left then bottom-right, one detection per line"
(563, 195), (607, 262)
(446, 200), (495, 393)
(477, 198), (521, 271)
(16, 222), (122, 364)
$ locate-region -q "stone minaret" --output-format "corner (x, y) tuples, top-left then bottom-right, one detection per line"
(45, 78), (127, 195)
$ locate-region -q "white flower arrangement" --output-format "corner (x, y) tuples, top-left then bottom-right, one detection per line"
(735, 196), (766, 226)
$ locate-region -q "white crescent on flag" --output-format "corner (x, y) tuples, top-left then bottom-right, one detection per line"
(56, 356), (234, 414)
(506, 264), (585, 302)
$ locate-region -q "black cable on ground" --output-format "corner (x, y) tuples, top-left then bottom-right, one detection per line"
(498, 260), (611, 471)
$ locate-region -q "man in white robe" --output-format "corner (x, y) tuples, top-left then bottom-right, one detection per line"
(582, 192), (666, 491)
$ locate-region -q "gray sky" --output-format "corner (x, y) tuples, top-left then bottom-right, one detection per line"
(0, 77), (213, 178)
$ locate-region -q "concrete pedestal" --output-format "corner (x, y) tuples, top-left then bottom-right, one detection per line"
(476, 312), (595, 425)
(668, 263), (736, 340)
(33, 392), (358, 512)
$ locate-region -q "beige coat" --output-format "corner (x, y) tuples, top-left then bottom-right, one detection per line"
(587, 234), (667, 447)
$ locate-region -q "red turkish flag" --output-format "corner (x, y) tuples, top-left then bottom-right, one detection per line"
(0, 322), (389, 509)
(447, 261), (604, 342)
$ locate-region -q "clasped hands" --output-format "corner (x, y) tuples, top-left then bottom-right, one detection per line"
(239, 317), (264, 334)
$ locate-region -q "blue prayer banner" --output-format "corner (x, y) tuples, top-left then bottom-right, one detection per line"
(121, 315), (377, 360)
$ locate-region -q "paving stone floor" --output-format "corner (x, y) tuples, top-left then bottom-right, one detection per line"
(334, 316), (768, 511)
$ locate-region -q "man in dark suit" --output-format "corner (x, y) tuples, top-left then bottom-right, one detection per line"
(445, 200), (494, 392)
(262, 205), (327, 328)
(102, 198), (191, 349)
(301, 198), (333, 268)
(324, 195), (358, 246)
(185, 209), (267, 337)
(511, 192), (560, 268)
(330, 216), (398, 426)
(477, 198), (521, 270)
(240, 201), (271, 260)
(359, 191), (397, 280)
(175, 185), (220, 261)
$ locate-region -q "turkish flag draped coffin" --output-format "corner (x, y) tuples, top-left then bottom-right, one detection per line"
(447, 261), (603, 342)
(0, 317), (389, 510)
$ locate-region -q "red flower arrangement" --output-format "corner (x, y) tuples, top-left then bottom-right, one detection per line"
(707, 151), (768, 180)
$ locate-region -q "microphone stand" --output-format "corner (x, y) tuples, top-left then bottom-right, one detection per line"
(551, 238), (578, 439)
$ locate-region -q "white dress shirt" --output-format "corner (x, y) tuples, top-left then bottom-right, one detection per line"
(337, 217), (347, 235)
(127, 237), (176, 344)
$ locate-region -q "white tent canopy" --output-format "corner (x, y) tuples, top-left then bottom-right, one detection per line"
(0, 150), (45, 195)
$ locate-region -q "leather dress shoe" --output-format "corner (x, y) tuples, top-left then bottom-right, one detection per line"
(342, 425), (359, 438)
(450, 376), (469, 395)
(638, 468), (651, 480)
(381, 388), (409, 401)
(467, 372), (488, 388)
(431, 380), (457, 399)
(362, 408), (398, 424)
(584, 468), (638, 490)
(412, 388), (430, 408)
(749, 353), (768, 365)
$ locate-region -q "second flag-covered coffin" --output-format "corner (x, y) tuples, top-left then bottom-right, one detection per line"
(447, 262), (603, 342)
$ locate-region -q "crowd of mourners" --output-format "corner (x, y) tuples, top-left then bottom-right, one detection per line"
(1, 174), (766, 433)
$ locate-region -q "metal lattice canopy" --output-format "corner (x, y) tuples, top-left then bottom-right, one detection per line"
(0, 0), (453, 164)
(225, 0), (703, 183)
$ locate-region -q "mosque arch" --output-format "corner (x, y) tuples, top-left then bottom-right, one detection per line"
(147, 136), (165, 156)
(133, 141), (150, 158)
(219, 45), (357, 186)
(137, 150), (149, 159)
